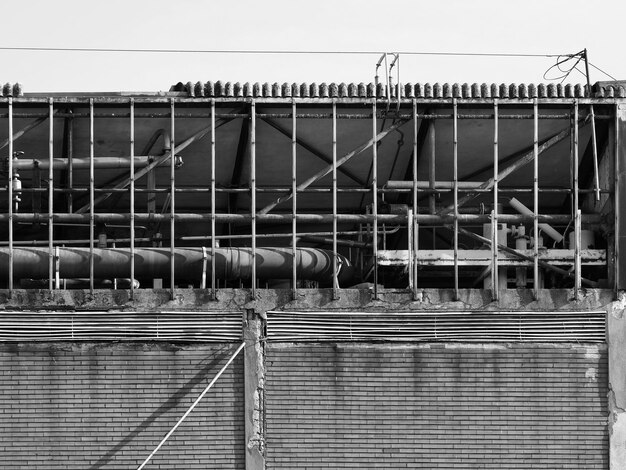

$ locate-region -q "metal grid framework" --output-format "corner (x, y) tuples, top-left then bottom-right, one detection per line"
(0, 94), (617, 299)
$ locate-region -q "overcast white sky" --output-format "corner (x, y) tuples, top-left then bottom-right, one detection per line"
(1, 0), (623, 93)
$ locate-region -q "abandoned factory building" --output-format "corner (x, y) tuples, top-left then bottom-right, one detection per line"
(0, 79), (625, 469)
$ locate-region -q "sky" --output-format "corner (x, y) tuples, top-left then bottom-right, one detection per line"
(1, 0), (624, 93)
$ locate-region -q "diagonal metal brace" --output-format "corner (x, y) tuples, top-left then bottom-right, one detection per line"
(259, 118), (410, 215)
(261, 117), (367, 187)
(76, 114), (237, 214)
(439, 116), (590, 215)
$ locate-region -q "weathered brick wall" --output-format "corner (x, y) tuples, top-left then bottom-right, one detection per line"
(0, 342), (244, 470)
(266, 343), (608, 469)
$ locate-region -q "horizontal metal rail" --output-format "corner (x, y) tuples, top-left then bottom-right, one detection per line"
(0, 212), (602, 225)
(0, 110), (612, 120)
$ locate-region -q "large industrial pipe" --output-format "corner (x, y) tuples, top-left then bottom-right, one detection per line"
(0, 247), (355, 286)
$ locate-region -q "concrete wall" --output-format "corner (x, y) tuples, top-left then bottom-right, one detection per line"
(0, 288), (621, 469)
(0, 342), (245, 470)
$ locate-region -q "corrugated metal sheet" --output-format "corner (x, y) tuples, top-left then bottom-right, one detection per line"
(266, 311), (606, 343)
(172, 81), (614, 99)
(0, 311), (242, 341)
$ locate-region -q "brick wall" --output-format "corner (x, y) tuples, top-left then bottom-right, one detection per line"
(0, 342), (244, 470)
(266, 343), (608, 469)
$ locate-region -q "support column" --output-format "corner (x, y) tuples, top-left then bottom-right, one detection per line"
(609, 299), (626, 470)
(610, 104), (626, 469)
(244, 309), (266, 470)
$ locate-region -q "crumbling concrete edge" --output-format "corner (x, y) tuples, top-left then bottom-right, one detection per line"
(243, 309), (266, 470)
(608, 292), (626, 470)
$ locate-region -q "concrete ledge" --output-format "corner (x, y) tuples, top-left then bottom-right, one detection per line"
(0, 288), (615, 312)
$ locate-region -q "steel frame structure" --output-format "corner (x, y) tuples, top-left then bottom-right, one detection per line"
(0, 95), (617, 298)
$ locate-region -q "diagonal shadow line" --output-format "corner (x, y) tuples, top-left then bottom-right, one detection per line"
(89, 344), (237, 469)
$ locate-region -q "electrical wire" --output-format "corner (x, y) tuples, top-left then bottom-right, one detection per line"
(588, 61), (618, 81)
(0, 46), (565, 57)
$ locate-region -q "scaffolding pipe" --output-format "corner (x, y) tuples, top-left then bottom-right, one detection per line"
(11, 156), (174, 170)
(3, 212), (600, 225)
(129, 99), (135, 300)
(508, 197), (564, 243)
(0, 247), (354, 285)
(8, 98), (13, 296)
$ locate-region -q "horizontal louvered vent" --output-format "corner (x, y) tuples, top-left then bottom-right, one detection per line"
(266, 311), (606, 343)
(0, 311), (242, 342)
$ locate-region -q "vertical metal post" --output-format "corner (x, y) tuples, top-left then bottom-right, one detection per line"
(574, 101), (579, 222)
(210, 99), (217, 299)
(332, 100), (339, 299)
(67, 110), (74, 213)
(412, 99), (418, 298)
(54, 246), (60, 290)
(453, 99), (459, 300)
(492, 99), (499, 300)
(170, 99), (176, 299)
(372, 99), (378, 299)
(407, 208), (413, 293)
(573, 100), (580, 297)
(48, 98), (54, 291)
(89, 99), (94, 294)
(615, 104), (620, 295)
(533, 99), (539, 299)
(575, 209), (582, 295)
(251, 101), (257, 296)
(7, 98), (13, 295)
(129, 99), (135, 299)
(428, 120), (436, 215)
(291, 100), (297, 300)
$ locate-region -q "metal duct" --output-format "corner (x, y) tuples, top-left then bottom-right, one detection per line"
(0, 247), (354, 285)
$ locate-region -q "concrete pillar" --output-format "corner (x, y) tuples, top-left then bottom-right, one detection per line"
(616, 106), (626, 290)
(244, 309), (266, 470)
(609, 298), (626, 470)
